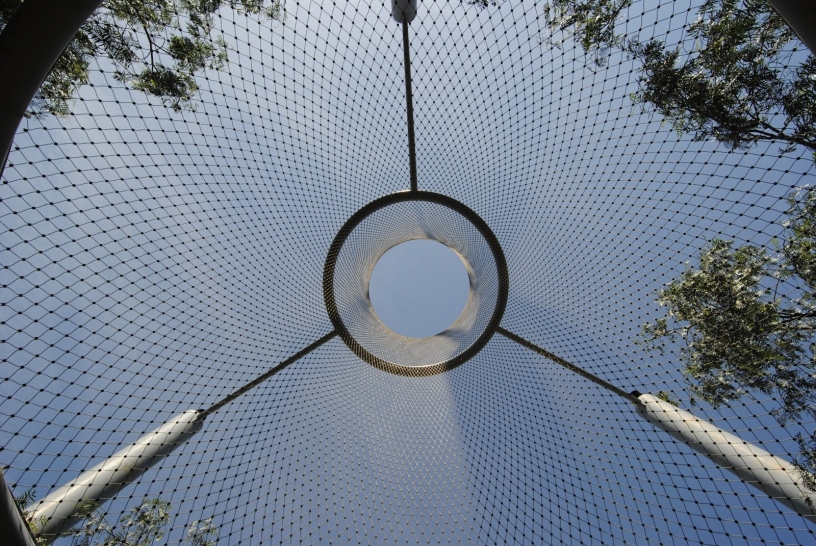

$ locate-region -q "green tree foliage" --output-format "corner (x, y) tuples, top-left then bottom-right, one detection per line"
(465, 0), (498, 8)
(183, 518), (218, 546)
(544, 0), (816, 488)
(14, 492), (217, 546)
(641, 186), (816, 480)
(70, 498), (172, 546)
(13, 489), (48, 545)
(68, 498), (218, 546)
(543, 0), (816, 160)
(655, 390), (680, 406)
(544, 0), (632, 65)
(0, 0), (284, 117)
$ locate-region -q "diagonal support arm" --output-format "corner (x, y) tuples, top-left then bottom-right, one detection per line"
(498, 325), (816, 521)
(497, 326), (637, 402)
(28, 331), (335, 543)
(201, 330), (337, 416)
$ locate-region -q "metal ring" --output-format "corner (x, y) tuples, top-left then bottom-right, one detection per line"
(323, 190), (509, 376)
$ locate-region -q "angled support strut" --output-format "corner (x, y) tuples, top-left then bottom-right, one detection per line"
(28, 331), (335, 543)
(498, 325), (816, 521)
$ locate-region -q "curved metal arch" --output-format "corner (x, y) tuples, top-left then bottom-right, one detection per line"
(0, 0), (104, 176)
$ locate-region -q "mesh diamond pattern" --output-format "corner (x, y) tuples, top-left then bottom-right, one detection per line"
(2, 0), (816, 544)
(327, 193), (504, 371)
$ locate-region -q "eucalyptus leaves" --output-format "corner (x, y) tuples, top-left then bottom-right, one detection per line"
(0, 0), (284, 117)
(15, 491), (218, 546)
(642, 186), (816, 484)
(543, 0), (816, 162)
(69, 497), (218, 546)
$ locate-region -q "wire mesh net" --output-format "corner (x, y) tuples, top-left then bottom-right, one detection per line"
(327, 193), (505, 372)
(2, 0), (816, 544)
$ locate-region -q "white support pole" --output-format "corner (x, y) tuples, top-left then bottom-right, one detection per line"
(29, 410), (204, 543)
(636, 393), (816, 520)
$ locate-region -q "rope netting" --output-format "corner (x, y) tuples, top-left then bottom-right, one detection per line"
(326, 192), (506, 373)
(2, 0), (816, 543)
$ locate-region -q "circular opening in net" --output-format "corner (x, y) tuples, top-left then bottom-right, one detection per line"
(324, 191), (508, 376)
(369, 240), (470, 338)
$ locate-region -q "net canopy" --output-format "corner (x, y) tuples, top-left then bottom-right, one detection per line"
(326, 191), (507, 374)
(2, 0), (816, 544)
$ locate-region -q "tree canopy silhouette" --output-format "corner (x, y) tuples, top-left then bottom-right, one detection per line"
(0, 0), (284, 117)
(544, 0), (816, 161)
(641, 186), (816, 486)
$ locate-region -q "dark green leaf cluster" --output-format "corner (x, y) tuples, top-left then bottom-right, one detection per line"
(642, 186), (816, 426)
(0, 0), (284, 117)
(14, 491), (217, 546)
(542, 0), (816, 161)
(795, 430), (816, 497)
(464, 0), (498, 9)
(655, 390), (680, 406)
(70, 498), (171, 546)
(13, 488), (48, 544)
(630, 0), (816, 158)
(642, 187), (816, 482)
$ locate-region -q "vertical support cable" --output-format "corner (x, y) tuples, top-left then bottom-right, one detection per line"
(402, 22), (418, 192)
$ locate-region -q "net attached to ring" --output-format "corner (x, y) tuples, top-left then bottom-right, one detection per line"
(325, 192), (507, 374)
(2, 0), (816, 544)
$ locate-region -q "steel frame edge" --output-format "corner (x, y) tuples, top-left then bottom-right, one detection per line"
(0, 0), (104, 177)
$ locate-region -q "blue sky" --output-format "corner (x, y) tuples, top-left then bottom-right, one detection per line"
(369, 239), (470, 338)
(2, 0), (816, 544)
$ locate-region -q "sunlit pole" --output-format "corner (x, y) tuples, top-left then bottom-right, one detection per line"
(27, 332), (335, 543)
(30, 411), (204, 543)
(635, 393), (816, 520)
(498, 328), (816, 522)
